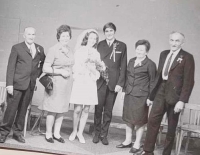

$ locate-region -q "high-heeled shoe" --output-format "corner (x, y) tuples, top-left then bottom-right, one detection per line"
(77, 133), (85, 144)
(69, 132), (76, 141)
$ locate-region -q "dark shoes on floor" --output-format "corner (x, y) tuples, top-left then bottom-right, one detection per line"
(45, 137), (54, 143)
(13, 134), (25, 143)
(53, 135), (65, 143)
(92, 134), (100, 143)
(100, 136), (109, 145)
(0, 135), (7, 143)
(116, 143), (132, 148)
(129, 147), (142, 153)
(140, 151), (154, 155)
(93, 135), (109, 145)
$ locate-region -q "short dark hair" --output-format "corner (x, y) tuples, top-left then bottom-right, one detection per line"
(56, 25), (72, 41)
(135, 39), (151, 52)
(103, 22), (116, 32)
(81, 31), (99, 48)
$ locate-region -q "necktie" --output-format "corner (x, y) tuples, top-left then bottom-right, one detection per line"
(30, 47), (33, 58)
(164, 53), (173, 76)
(108, 42), (111, 47)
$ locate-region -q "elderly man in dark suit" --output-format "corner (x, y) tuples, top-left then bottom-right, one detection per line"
(93, 22), (127, 145)
(140, 32), (195, 155)
(0, 27), (45, 143)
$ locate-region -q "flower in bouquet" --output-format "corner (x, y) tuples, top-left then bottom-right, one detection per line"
(95, 60), (109, 85)
(85, 58), (109, 84)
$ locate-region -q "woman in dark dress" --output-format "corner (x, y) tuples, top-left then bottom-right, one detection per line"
(116, 40), (157, 154)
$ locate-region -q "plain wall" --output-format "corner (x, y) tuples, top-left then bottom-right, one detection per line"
(0, 0), (200, 116)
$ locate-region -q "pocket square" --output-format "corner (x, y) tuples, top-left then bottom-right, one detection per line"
(116, 51), (122, 53)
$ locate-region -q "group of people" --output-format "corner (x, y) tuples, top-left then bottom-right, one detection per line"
(0, 22), (195, 155)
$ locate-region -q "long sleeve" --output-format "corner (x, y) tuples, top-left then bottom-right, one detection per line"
(179, 54), (195, 103)
(43, 48), (62, 75)
(6, 46), (18, 86)
(117, 44), (127, 87)
(37, 46), (45, 77)
(148, 61), (157, 94)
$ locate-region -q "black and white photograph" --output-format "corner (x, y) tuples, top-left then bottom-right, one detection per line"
(0, 0), (200, 155)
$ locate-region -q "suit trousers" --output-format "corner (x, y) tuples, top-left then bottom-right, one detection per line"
(143, 81), (180, 155)
(94, 83), (117, 137)
(0, 85), (34, 136)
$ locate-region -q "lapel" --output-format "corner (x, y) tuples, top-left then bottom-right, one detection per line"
(134, 56), (148, 69)
(22, 41), (32, 57)
(170, 49), (184, 70)
(160, 50), (170, 71)
(99, 39), (117, 59)
(129, 58), (136, 74)
(34, 44), (40, 59)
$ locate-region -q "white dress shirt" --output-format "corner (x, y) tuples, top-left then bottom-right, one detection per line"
(162, 49), (180, 80)
(106, 39), (115, 47)
(25, 41), (36, 58)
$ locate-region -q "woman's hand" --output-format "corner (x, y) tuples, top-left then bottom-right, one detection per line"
(61, 70), (70, 78)
(87, 62), (96, 75)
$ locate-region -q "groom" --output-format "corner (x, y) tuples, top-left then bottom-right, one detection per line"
(93, 22), (127, 145)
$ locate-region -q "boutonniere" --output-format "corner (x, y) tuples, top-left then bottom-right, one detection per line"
(37, 46), (40, 53)
(177, 55), (183, 63)
(110, 42), (119, 62)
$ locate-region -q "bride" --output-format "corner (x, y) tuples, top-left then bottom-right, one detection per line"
(69, 29), (104, 143)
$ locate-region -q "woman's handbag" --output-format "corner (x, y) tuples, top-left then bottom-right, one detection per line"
(39, 75), (53, 90)
(39, 67), (54, 90)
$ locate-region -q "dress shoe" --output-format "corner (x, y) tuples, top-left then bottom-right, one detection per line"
(0, 135), (7, 143)
(129, 147), (142, 153)
(100, 136), (109, 145)
(45, 137), (54, 143)
(77, 133), (85, 144)
(53, 135), (65, 143)
(69, 132), (76, 141)
(140, 151), (154, 155)
(13, 134), (25, 143)
(116, 143), (132, 148)
(92, 134), (100, 143)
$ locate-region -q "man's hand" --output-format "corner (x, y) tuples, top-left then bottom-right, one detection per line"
(146, 99), (153, 106)
(174, 101), (185, 113)
(7, 86), (13, 95)
(121, 92), (125, 100)
(114, 85), (122, 93)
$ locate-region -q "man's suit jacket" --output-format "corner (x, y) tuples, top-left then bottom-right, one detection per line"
(97, 39), (127, 91)
(149, 49), (195, 105)
(6, 41), (45, 90)
(124, 57), (156, 97)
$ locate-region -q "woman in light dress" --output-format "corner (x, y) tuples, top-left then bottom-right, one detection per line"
(39, 25), (74, 143)
(69, 29), (102, 143)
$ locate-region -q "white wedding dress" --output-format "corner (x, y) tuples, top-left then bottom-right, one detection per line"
(70, 46), (100, 105)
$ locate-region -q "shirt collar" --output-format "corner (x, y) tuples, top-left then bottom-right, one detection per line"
(25, 41), (35, 49)
(170, 48), (181, 55)
(106, 39), (115, 46)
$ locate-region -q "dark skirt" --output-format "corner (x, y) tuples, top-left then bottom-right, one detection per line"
(122, 94), (149, 126)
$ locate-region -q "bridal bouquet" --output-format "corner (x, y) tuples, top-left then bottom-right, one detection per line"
(85, 58), (109, 84)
